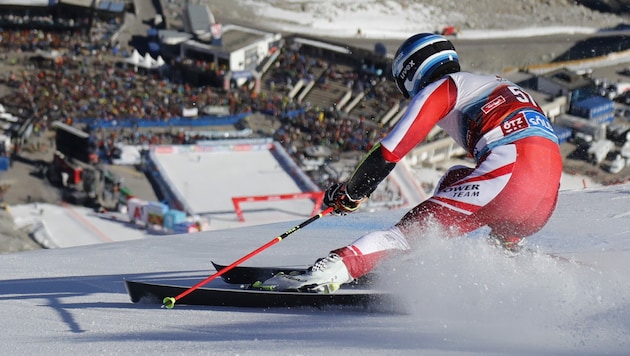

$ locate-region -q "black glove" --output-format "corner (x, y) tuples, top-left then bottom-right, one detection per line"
(324, 183), (362, 215)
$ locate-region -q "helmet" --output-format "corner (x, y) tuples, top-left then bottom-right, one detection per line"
(392, 33), (460, 98)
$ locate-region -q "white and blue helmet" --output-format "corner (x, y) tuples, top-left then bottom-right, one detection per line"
(392, 33), (460, 98)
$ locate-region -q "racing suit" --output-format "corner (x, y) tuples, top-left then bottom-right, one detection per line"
(333, 72), (563, 278)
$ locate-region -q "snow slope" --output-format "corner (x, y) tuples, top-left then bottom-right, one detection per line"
(1, 2), (628, 354)
(0, 184), (629, 355)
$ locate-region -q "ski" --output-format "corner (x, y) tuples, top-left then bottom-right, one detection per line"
(124, 280), (396, 309)
(211, 261), (377, 286)
(211, 261), (308, 285)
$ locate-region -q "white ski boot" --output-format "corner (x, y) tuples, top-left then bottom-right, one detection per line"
(257, 253), (354, 293)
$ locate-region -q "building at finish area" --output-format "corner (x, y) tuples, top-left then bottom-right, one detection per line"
(157, 3), (282, 90)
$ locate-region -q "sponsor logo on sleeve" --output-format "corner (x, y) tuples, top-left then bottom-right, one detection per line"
(482, 95), (506, 114)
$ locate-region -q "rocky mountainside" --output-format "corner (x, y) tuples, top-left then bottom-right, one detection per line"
(442, 0), (626, 30)
(222, 0), (627, 32)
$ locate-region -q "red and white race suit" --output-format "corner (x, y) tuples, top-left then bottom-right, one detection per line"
(334, 72), (563, 279)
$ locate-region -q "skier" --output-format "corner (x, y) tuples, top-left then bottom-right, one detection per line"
(261, 33), (563, 293)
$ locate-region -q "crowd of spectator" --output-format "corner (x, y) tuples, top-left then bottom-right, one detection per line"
(0, 11), (90, 30)
(0, 28), (394, 152)
(0, 23), (409, 204)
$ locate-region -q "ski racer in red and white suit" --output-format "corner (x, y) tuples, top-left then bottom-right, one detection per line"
(326, 71), (563, 279)
(260, 33), (563, 292)
(325, 34), (562, 284)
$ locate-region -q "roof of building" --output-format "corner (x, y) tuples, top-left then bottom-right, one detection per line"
(542, 68), (594, 90)
(158, 30), (194, 46)
(97, 1), (125, 12)
(59, 0), (93, 7)
(180, 25), (278, 55)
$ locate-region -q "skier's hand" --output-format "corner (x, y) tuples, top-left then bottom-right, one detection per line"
(324, 183), (362, 215)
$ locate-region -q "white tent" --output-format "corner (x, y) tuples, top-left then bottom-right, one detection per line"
(124, 49), (142, 66)
(141, 52), (155, 69)
(124, 50), (166, 70)
(155, 55), (166, 68)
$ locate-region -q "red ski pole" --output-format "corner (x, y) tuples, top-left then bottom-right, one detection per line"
(162, 207), (334, 309)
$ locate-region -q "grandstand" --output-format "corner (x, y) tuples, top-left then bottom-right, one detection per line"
(259, 35), (399, 122)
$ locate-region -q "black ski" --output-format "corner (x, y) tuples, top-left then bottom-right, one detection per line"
(211, 261), (308, 285)
(124, 280), (396, 309)
(211, 261), (376, 286)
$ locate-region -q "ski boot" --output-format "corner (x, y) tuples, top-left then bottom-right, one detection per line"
(255, 253), (354, 293)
